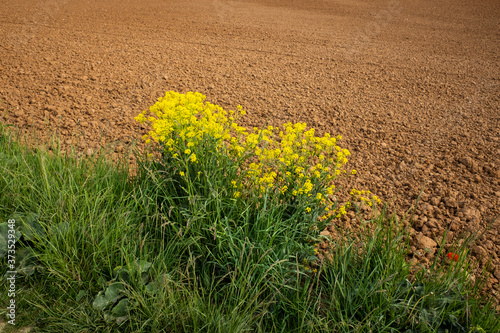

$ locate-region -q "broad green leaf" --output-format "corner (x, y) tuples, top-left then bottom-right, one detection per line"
(92, 282), (126, 311)
(113, 266), (130, 282)
(92, 291), (108, 311)
(111, 298), (129, 317)
(136, 260), (152, 274)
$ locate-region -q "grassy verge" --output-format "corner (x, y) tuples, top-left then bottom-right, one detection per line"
(0, 111), (499, 332)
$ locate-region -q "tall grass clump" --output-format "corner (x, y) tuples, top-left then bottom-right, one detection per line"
(0, 127), (146, 329)
(0, 91), (498, 332)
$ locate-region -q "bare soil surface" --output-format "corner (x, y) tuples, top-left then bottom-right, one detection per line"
(1, 0), (499, 306)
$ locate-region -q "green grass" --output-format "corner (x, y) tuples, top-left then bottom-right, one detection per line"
(0, 124), (498, 332)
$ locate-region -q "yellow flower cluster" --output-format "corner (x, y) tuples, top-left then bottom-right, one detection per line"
(229, 121), (352, 200)
(135, 91), (246, 165)
(135, 91), (380, 223)
(350, 188), (382, 207)
(302, 258), (317, 274)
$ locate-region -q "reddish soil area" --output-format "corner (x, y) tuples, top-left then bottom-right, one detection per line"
(1, 0), (499, 304)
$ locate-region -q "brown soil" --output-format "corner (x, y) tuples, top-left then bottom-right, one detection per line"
(1, 0), (499, 306)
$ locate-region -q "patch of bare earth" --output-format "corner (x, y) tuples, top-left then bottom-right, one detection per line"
(1, 0), (499, 309)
